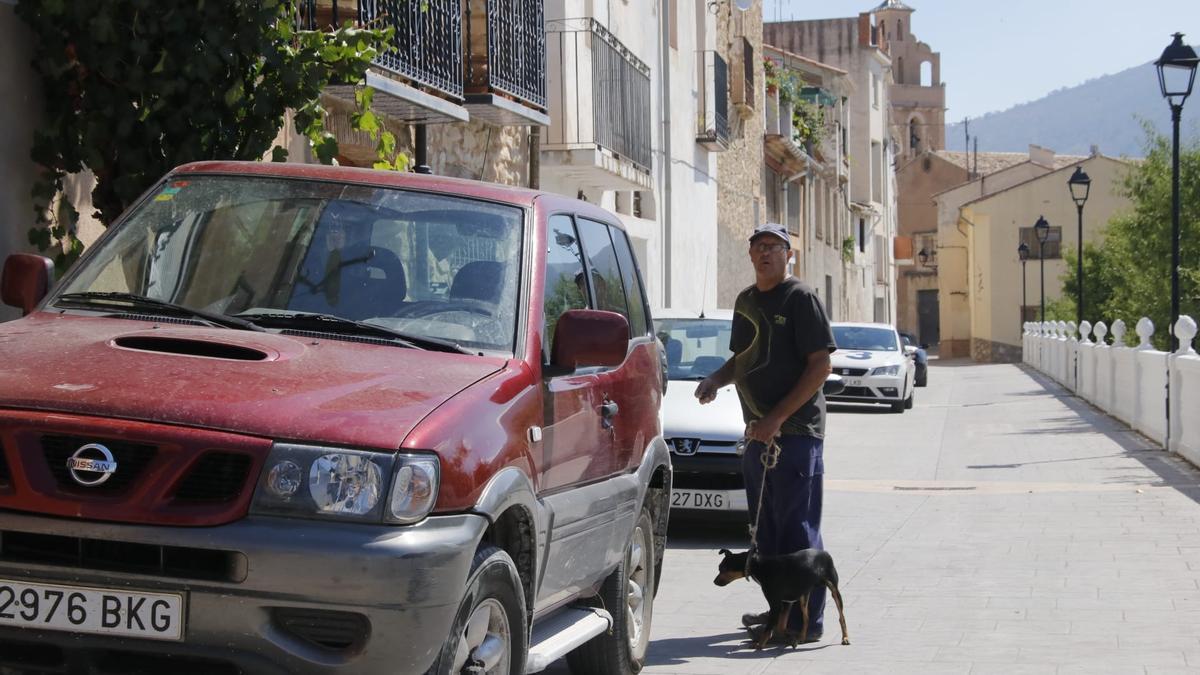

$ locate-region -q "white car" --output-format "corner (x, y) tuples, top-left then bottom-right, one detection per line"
(829, 322), (917, 413)
(654, 309), (845, 513)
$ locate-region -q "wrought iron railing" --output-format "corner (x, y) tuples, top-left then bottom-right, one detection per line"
(299, 0), (463, 101)
(466, 0), (547, 110)
(546, 18), (652, 172)
(731, 36), (754, 109)
(697, 50), (730, 147)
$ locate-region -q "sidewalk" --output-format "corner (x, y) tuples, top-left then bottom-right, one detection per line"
(550, 360), (1200, 674)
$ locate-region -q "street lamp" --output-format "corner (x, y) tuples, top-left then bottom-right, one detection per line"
(1018, 242), (1030, 333)
(1068, 166), (1091, 327)
(1156, 32), (1199, 351)
(917, 247), (936, 269)
(1034, 216), (1050, 323)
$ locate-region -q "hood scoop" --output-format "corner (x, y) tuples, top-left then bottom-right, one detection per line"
(113, 335), (269, 361)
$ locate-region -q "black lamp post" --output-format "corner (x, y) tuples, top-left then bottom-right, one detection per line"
(1018, 242), (1030, 333)
(1034, 216), (1050, 323)
(1068, 166), (1091, 327)
(1156, 32), (1199, 351)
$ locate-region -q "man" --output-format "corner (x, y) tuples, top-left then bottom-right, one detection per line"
(694, 222), (836, 643)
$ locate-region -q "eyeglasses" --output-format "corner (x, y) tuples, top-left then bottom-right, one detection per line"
(750, 242), (788, 254)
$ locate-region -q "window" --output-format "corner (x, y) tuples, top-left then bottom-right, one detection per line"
(871, 74), (879, 108)
(859, 218), (866, 253)
(576, 217), (630, 318)
(871, 141), (882, 203)
(543, 214), (588, 360)
(609, 227), (650, 337)
(1019, 226), (1062, 259)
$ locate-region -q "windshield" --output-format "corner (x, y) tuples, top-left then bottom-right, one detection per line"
(833, 325), (899, 352)
(655, 318), (732, 380)
(55, 175), (524, 352)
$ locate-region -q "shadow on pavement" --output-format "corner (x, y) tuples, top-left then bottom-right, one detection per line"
(666, 515), (749, 549)
(646, 630), (835, 666)
(998, 364), (1200, 504)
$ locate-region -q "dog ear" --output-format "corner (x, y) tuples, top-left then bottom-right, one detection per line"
(718, 548), (732, 557)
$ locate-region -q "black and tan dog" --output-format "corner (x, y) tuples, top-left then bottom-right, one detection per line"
(714, 548), (850, 649)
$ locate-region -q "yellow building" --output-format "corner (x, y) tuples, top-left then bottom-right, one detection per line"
(958, 154), (1132, 361)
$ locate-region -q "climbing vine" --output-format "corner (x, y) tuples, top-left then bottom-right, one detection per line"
(17, 0), (406, 270)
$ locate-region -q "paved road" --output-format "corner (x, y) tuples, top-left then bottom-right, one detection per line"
(547, 359), (1200, 674)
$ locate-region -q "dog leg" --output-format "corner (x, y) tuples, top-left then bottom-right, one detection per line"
(754, 602), (781, 650)
(826, 580), (850, 645)
(794, 592), (810, 648)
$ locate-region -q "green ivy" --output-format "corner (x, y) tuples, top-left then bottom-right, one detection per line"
(841, 235), (855, 263)
(17, 0), (405, 271)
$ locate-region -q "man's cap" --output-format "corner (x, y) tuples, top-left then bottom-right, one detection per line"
(748, 222), (790, 248)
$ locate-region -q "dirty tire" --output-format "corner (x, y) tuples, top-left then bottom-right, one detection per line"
(432, 545), (526, 675)
(567, 508), (656, 675)
(904, 390), (914, 409)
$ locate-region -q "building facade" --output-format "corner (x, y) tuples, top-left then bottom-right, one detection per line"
(764, 7), (898, 324)
(960, 154), (1131, 361)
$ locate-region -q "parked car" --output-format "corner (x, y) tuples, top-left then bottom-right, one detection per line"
(0, 162), (672, 675)
(655, 309), (843, 514)
(899, 331), (929, 387)
(828, 322), (916, 413)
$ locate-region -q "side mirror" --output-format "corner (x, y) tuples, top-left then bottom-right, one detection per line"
(903, 345), (918, 357)
(823, 373), (845, 396)
(552, 309), (630, 369)
(2, 254), (54, 316)
(920, 343), (929, 350)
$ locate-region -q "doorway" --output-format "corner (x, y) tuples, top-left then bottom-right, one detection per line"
(917, 289), (940, 350)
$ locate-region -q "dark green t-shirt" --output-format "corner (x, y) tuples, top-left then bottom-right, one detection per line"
(729, 277), (836, 438)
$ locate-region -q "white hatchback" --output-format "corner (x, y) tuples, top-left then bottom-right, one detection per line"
(829, 322), (917, 413)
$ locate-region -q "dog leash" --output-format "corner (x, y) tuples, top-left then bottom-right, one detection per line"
(743, 436), (782, 581)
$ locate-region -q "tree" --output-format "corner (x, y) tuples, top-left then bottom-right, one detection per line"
(1051, 129), (1198, 350)
(17, 0), (407, 270)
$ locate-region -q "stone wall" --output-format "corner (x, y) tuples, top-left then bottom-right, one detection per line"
(715, 1), (764, 309)
(971, 337), (1022, 363)
(323, 93), (530, 187)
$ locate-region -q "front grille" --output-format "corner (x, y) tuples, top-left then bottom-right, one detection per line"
(0, 638), (62, 669)
(172, 452), (253, 503)
(834, 367), (868, 376)
(673, 472), (744, 490)
(274, 607), (370, 652)
(837, 386), (876, 398)
(42, 435), (156, 493)
(0, 530), (246, 582)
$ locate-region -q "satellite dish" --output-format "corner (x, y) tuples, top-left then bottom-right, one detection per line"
(734, 0), (752, 10)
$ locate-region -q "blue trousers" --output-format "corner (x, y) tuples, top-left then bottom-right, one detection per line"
(742, 434), (825, 633)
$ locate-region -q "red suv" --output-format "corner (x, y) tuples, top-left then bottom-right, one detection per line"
(0, 162), (671, 674)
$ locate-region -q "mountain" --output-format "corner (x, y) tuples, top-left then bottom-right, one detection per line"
(945, 61), (1200, 158)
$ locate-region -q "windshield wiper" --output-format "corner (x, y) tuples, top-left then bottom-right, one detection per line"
(234, 311), (474, 354)
(56, 292), (265, 332)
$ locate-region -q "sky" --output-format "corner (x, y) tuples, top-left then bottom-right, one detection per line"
(765, 0), (1200, 121)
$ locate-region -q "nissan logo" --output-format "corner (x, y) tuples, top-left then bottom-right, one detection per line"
(66, 443), (118, 487)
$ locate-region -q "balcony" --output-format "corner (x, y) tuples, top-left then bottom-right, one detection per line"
(304, 0), (469, 124)
(696, 51), (730, 151)
(542, 18), (653, 191)
(729, 37), (755, 119)
(763, 87), (806, 176)
(463, 0), (549, 126)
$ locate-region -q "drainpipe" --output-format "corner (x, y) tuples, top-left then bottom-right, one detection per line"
(414, 125), (432, 174)
(529, 126), (541, 189)
(659, 0), (673, 307)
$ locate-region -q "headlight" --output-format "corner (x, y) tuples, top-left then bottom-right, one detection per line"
(251, 443), (439, 524)
(870, 364), (901, 376)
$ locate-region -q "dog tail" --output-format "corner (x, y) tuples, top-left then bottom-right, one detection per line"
(820, 550), (839, 587)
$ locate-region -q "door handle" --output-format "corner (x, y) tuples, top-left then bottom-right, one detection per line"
(600, 400), (619, 419)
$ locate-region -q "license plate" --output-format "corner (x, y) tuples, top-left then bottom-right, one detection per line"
(844, 378), (862, 387)
(671, 489), (747, 510)
(0, 578), (184, 641)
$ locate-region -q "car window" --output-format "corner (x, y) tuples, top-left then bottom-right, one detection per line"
(576, 218), (629, 319)
(608, 227), (649, 337)
(655, 318), (733, 380)
(543, 214), (588, 360)
(832, 326), (900, 352)
(54, 176), (524, 352)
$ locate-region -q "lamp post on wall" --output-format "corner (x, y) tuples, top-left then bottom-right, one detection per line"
(1018, 242), (1030, 334)
(1068, 166), (1091, 327)
(1034, 216), (1050, 323)
(1155, 32), (1198, 352)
